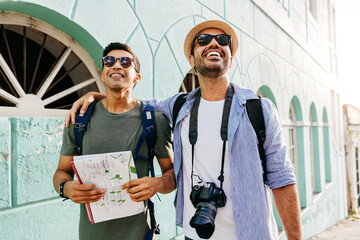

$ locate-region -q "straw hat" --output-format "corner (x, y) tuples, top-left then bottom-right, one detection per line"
(183, 20), (239, 59)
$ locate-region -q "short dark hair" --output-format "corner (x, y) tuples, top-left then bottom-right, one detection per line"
(102, 42), (140, 73)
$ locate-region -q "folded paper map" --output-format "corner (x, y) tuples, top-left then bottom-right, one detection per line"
(71, 151), (144, 224)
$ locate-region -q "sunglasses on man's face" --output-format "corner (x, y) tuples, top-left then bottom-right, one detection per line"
(195, 34), (231, 47)
(102, 56), (134, 68)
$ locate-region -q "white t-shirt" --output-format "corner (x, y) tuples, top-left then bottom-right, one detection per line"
(181, 98), (237, 240)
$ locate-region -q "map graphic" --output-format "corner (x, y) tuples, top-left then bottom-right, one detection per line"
(72, 151), (144, 224)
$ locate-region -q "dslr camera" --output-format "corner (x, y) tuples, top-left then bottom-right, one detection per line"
(189, 182), (227, 239)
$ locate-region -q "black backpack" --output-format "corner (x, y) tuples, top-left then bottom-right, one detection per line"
(172, 93), (268, 183)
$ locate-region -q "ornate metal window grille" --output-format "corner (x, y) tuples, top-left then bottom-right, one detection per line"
(0, 22), (102, 116)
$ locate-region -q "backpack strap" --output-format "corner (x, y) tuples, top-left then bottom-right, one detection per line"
(133, 103), (160, 239)
(74, 100), (98, 155)
(134, 104), (157, 175)
(246, 96), (268, 183)
(172, 93), (188, 131)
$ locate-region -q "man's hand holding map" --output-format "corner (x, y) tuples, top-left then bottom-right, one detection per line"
(71, 151), (144, 224)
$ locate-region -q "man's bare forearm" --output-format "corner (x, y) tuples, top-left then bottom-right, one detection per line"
(156, 156), (176, 194)
(157, 169), (176, 194)
(53, 169), (73, 193)
(272, 184), (302, 240)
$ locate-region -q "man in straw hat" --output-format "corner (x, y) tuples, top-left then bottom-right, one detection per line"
(65, 20), (302, 240)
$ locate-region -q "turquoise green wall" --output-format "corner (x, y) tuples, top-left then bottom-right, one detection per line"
(0, 0), (346, 239)
(0, 118), (80, 239)
(0, 118), (10, 209)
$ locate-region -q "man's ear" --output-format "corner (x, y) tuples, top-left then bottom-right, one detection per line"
(134, 73), (141, 84)
(229, 56), (233, 68)
(189, 55), (195, 68)
(101, 72), (105, 82)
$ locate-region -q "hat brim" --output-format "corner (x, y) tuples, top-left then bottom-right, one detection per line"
(184, 20), (239, 59)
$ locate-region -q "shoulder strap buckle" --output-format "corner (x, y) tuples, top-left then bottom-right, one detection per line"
(74, 123), (86, 131)
(146, 125), (155, 133)
(155, 224), (160, 234)
(258, 130), (266, 143)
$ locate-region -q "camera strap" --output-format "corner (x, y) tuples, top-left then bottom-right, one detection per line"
(188, 84), (234, 190)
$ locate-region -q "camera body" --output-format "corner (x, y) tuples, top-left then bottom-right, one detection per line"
(190, 182), (226, 208)
(189, 182), (227, 239)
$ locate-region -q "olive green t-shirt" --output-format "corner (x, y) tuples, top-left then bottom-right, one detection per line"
(60, 101), (172, 240)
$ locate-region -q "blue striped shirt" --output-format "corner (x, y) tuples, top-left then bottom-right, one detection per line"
(147, 83), (296, 239)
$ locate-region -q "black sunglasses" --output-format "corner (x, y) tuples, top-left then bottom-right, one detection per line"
(195, 34), (231, 47)
(102, 56), (134, 68)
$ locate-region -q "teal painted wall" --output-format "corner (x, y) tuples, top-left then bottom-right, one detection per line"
(0, 0), (346, 239)
(0, 118), (80, 239)
(0, 118), (10, 209)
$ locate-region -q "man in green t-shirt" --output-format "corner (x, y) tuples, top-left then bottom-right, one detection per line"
(53, 42), (175, 240)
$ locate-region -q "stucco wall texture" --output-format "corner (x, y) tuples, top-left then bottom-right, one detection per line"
(0, 0), (346, 239)
(0, 118), (80, 239)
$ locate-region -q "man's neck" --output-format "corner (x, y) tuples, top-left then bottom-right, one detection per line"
(102, 90), (137, 114)
(197, 74), (229, 101)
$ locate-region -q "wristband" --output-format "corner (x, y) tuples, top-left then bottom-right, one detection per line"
(59, 180), (69, 200)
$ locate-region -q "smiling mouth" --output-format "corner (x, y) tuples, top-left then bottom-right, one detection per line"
(206, 51), (221, 58)
(109, 72), (125, 78)
(203, 49), (224, 59)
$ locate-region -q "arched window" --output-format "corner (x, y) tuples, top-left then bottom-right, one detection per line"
(309, 114), (315, 193)
(289, 103), (297, 180)
(0, 14), (102, 117)
(256, 85), (277, 108)
(290, 96), (306, 208)
(323, 108), (331, 182)
(310, 103), (321, 195)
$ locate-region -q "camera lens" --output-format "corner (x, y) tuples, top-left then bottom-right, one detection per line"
(189, 202), (218, 239)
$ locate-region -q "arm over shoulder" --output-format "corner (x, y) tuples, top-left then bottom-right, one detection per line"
(144, 93), (185, 121)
